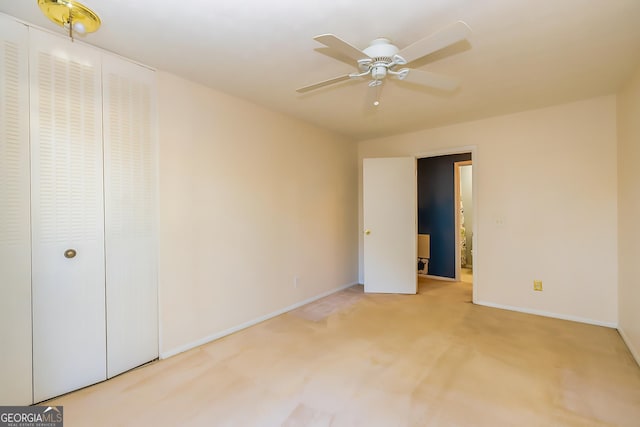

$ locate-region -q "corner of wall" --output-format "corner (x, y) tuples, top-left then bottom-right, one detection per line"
(616, 63), (640, 366)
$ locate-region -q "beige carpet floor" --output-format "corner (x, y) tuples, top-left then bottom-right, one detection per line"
(47, 277), (640, 426)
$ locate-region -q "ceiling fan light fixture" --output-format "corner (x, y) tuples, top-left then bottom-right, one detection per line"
(363, 38), (399, 59)
(37, 0), (101, 40)
(296, 21), (471, 95)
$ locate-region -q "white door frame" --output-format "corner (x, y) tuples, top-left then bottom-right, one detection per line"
(415, 146), (478, 303)
(454, 160), (473, 281)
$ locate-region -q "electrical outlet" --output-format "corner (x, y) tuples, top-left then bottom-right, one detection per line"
(533, 280), (543, 291)
(294, 276), (299, 288)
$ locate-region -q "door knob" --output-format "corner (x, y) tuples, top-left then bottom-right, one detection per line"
(64, 249), (77, 259)
(364, 229), (371, 235)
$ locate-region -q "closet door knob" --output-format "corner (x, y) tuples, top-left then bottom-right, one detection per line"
(64, 249), (77, 259)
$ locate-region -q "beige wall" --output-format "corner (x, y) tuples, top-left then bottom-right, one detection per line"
(617, 65), (640, 363)
(157, 72), (358, 356)
(358, 96), (618, 326)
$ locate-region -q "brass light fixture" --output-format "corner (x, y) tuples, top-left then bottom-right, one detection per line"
(37, 0), (101, 40)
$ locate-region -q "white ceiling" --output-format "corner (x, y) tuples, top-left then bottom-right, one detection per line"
(2, 0), (640, 140)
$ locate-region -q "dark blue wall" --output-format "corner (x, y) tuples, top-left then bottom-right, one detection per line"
(417, 153), (472, 278)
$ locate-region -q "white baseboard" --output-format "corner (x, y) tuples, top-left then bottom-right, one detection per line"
(474, 300), (617, 329)
(618, 326), (640, 367)
(160, 282), (359, 359)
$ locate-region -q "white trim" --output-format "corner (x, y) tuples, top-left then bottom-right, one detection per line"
(475, 300), (617, 328)
(618, 327), (640, 367)
(453, 162), (461, 282)
(153, 69), (162, 363)
(414, 145), (477, 159)
(453, 160), (472, 283)
(159, 282), (359, 359)
(471, 150), (478, 304)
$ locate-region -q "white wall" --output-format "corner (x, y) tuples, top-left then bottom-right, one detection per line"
(157, 72), (358, 356)
(358, 96), (618, 326)
(617, 65), (640, 364)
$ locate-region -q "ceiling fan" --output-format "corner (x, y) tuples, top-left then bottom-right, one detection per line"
(296, 21), (472, 103)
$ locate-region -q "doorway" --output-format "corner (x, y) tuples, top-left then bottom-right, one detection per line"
(361, 148), (477, 301)
(455, 161), (473, 284)
(417, 153), (472, 282)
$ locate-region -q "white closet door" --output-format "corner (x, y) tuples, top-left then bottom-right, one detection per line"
(103, 55), (158, 378)
(30, 29), (106, 402)
(0, 16), (32, 405)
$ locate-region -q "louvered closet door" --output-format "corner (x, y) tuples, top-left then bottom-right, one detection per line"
(0, 16), (32, 405)
(102, 54), (158, 378)
(30, 29), (106, 402)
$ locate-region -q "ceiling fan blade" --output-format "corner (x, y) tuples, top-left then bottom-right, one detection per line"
(397, 21), (471, 64)
(313, 34), (370, 62)
(396, 68), (459, 91)
(296, 74), (352, 93)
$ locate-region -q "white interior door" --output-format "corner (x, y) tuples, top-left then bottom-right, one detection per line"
(30, 29), (106, 402)
(0, 16), (32, 405)
(363, 157), (417, 294)
(103, 54), (158, 378)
